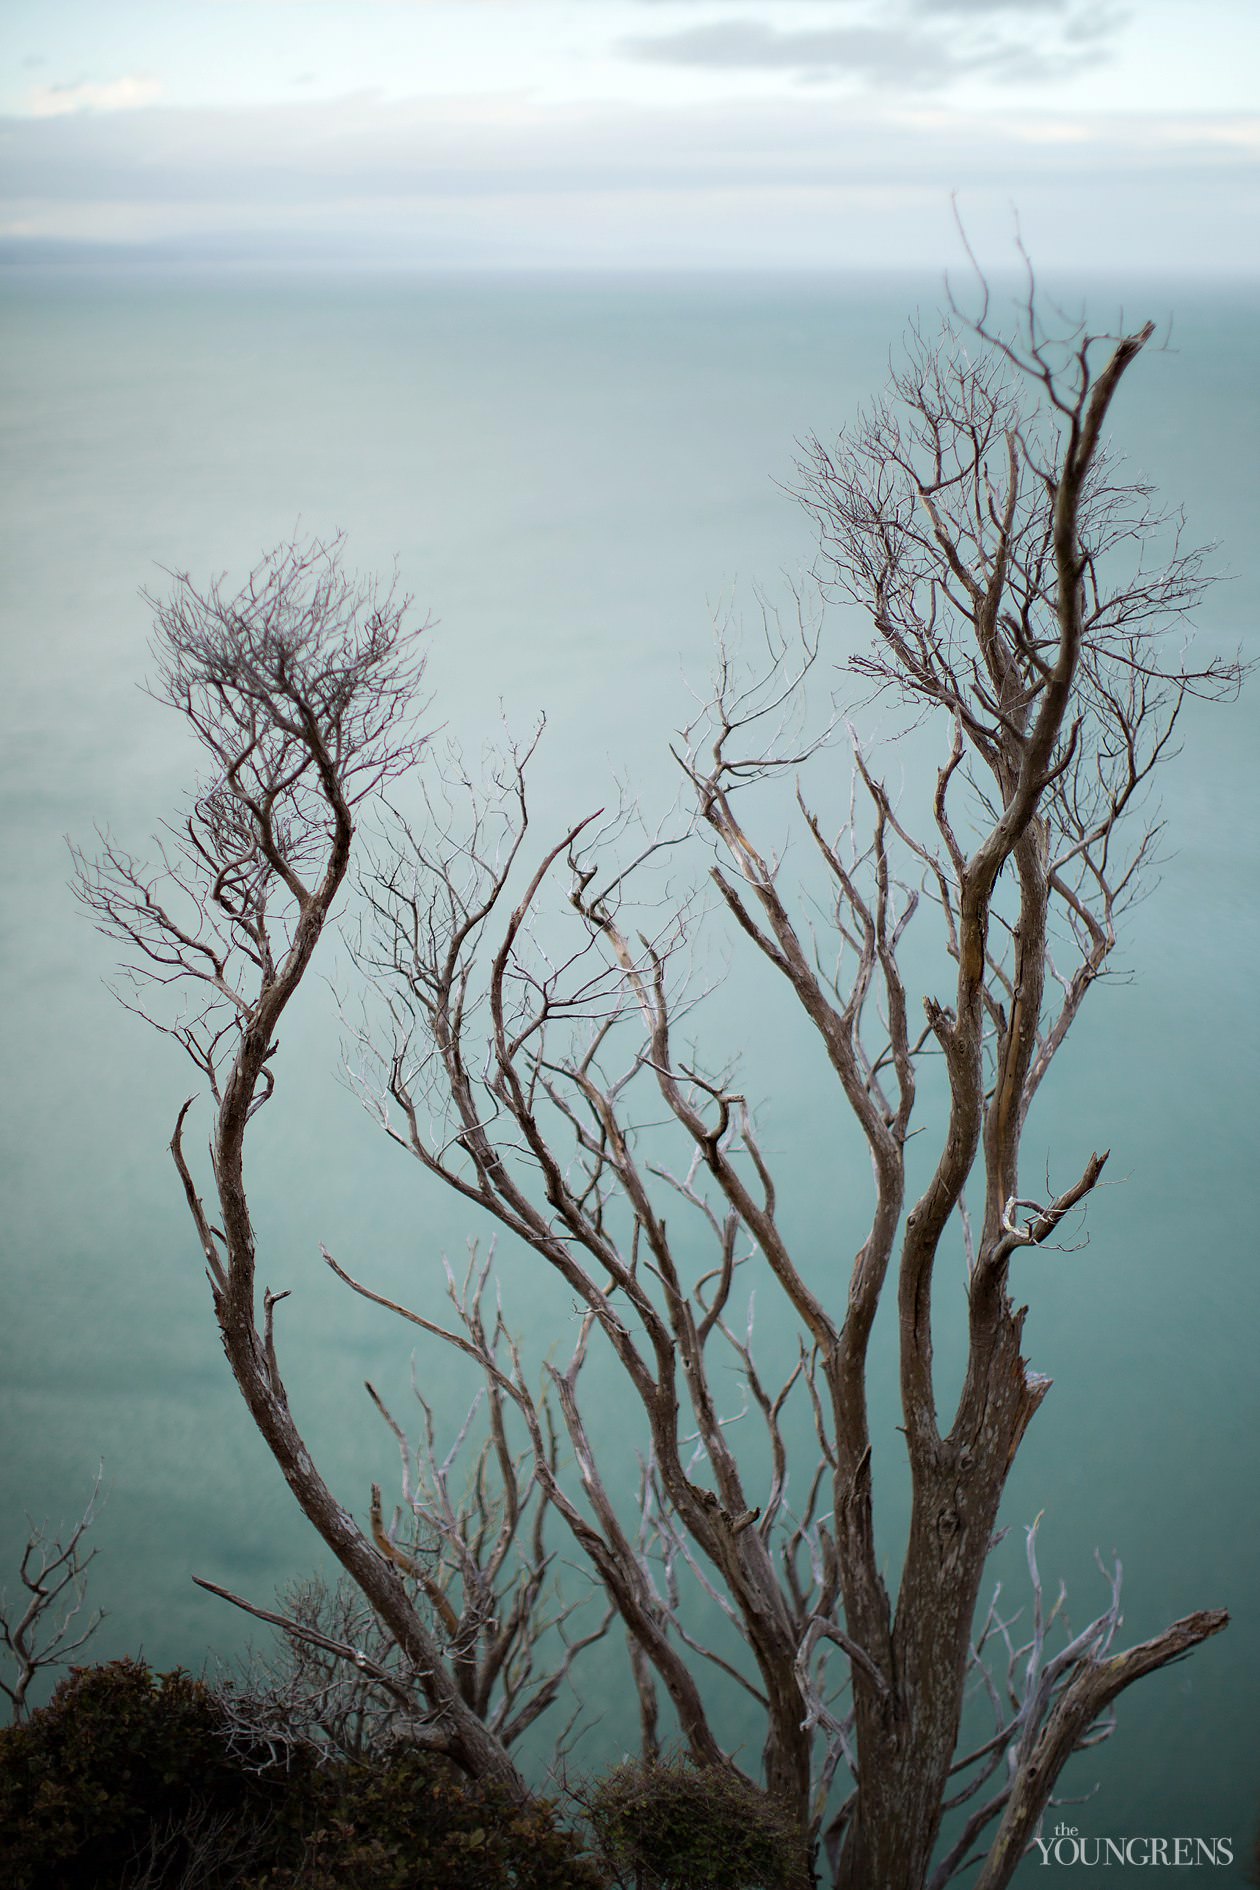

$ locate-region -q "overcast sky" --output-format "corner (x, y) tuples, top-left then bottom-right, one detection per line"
(2, 0), (1257, 269)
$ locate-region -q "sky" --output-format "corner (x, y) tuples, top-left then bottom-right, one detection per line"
(1, 0), (1258, 270)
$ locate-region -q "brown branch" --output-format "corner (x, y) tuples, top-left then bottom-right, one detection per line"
(973, 1608), (1228, 1890)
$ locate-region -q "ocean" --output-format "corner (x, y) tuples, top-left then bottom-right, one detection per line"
(1, 265), (1256, 1879)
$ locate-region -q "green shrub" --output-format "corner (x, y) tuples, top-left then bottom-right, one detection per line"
(0, 1656), (605, 1890)
(586, 1757), (811, 1890)
(254, 1747), (606, 1890)
(0, 1656), (279, 1888)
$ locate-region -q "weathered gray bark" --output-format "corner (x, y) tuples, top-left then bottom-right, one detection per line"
(976, 1608), (1229, 1890)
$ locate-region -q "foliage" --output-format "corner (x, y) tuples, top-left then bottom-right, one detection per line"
(587, 1756), (812, 1890)
(253, 1747), (606, 1890)
(0, 1655), (605, 1890)
(0, 1657), (278, 1889)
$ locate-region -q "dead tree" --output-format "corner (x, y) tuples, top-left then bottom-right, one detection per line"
(344, 291), (1237, 1884)
(70, 536), (565, 1796)
(77, 284), (1239, 1889)
(1, 1473), (104, 1722)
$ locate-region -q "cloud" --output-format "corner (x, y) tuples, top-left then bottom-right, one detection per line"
(0, 89), (1255, 277)
(2, 88), (1254, 220)
(26, 76), (164, 119)
(1061, 7), (1130, 43)
(911, 0), (1067, 14)
(631, 0), (1068, 6)
(621, 17), (1101, 87)
(622, 22), (955, 85)
(629, 0), (1072, 9)
(620, 0), (1127, 89)
(205, 1), (510, 6)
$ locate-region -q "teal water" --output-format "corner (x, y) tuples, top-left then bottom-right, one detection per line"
(1, 267), (1256, 1880)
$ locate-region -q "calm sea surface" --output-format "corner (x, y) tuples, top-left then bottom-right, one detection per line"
(1, 267), (1256, 1879)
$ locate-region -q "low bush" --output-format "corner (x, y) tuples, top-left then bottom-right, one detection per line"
(254, 1747), (606, 1890)
(587, 1756), (812, 1890)
(0, 1657), (605, 1889)
(0, 1657), (278, 1888)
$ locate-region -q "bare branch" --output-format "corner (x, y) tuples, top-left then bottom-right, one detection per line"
(1, 1472), (105, 1723)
